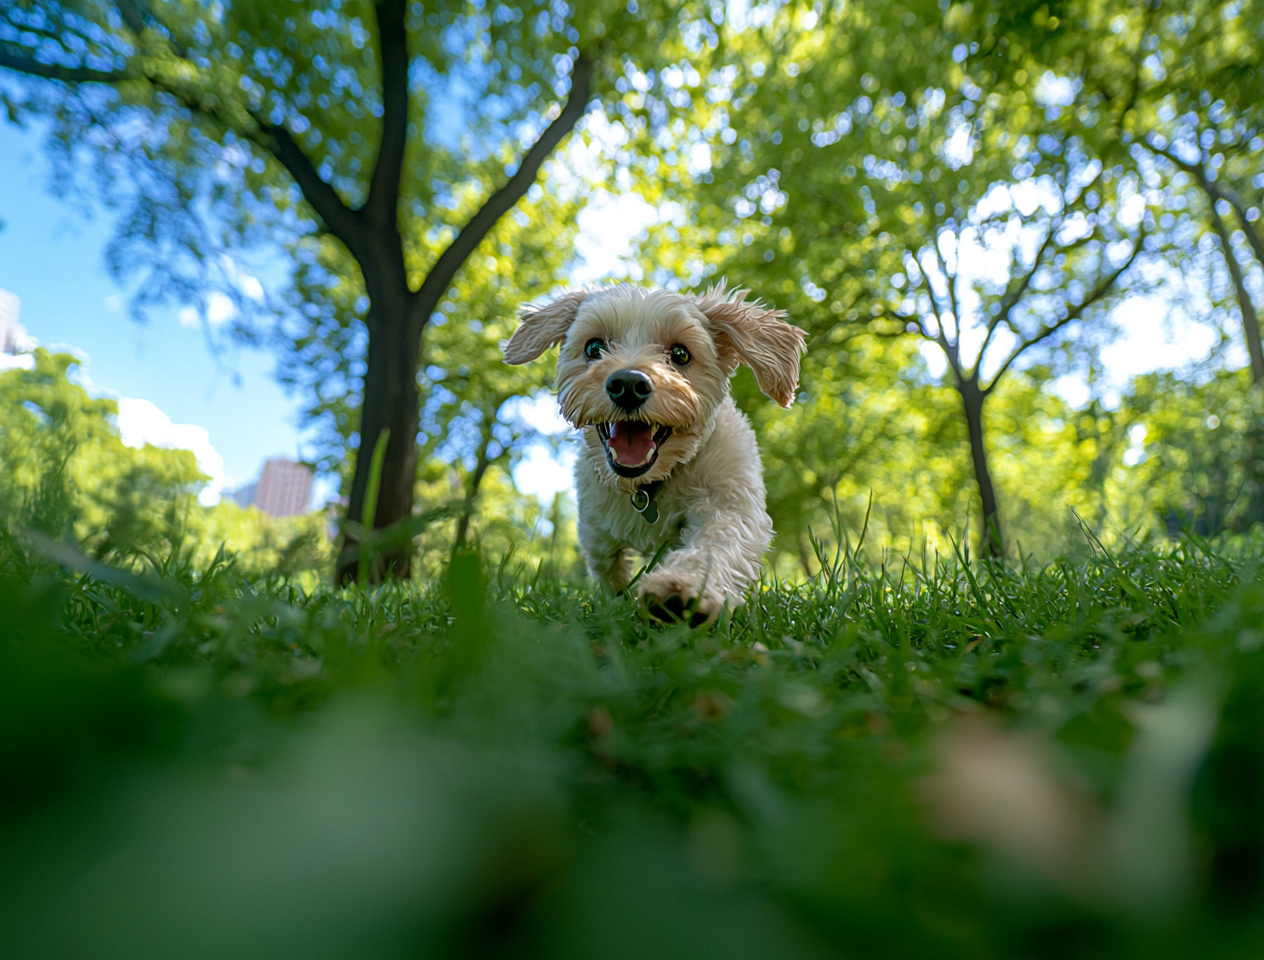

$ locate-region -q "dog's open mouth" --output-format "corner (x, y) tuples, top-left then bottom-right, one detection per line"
(596, 421), (673, 478)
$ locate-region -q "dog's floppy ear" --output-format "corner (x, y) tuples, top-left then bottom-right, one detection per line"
(695, 283), (807, 407)
(503, 290), (588, 364)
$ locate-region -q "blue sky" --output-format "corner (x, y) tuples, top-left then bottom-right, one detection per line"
(0, 121), (314, 500)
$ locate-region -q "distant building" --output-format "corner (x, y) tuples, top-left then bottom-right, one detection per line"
(0, 289), (33, 355)
(254, 459), (313, 517)
(232, 482), (258, 509)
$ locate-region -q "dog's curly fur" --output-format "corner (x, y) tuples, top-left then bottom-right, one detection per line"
(504, 283), (806, 622)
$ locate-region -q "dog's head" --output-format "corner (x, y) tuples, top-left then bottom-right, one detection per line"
(503, 284), (807, 485)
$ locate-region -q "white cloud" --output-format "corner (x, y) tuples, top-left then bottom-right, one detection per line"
(1046, 296), (1222, 409)
(1035, 72), (1080, 108)
(1053, 374), (1091, 408)
(944, 120), (974, 168)
(502, 391), (576, 503)
(1123, 423), (1148, 466)
(0, 353), (35, 371)
(239, 274), (264, 300)
(117, 398), (225, 505)
(688, 142), (712, 176)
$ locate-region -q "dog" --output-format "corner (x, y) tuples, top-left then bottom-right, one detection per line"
(503, 283), (806, 624)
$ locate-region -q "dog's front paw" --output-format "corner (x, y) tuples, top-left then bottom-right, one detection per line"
(637, 569), (722, 627)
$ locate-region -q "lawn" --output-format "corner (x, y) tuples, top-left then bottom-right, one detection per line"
(1, 531), (1263, 958)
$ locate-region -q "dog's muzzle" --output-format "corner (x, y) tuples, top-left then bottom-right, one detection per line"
(597, 420), (673, 478)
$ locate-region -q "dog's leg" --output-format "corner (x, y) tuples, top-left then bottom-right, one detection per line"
(637, 400), (774, 623)
(637, 487), (772, 623)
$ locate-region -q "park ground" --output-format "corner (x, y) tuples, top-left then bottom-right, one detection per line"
(2, 529), (1264, 959)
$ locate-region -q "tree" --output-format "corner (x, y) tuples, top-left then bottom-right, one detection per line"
(0, 349), (333, 576)
(409, 185), (579, 552)
(0, 0), (703, 582)
(647, 0), (1146, 557)
(0, 349), (202, 549)
(921, 0), (1264, 536)
(1050, 0), (1264, 384)
(1120, 366), (1264, 536)
(1065, 0), (1264, 525)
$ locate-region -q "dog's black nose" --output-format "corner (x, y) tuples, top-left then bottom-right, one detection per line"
(605, 369), (653, 411)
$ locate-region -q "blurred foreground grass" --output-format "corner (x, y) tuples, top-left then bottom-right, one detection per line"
(2, 530), (1263, 959)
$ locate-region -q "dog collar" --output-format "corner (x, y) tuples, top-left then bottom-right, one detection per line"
(630, 480), (664, 524)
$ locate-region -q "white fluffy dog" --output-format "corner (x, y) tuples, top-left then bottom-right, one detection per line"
(503, 284), (806, 624)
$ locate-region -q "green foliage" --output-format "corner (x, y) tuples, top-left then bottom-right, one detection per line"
(0, 0), (663, 318)
(0, 0), (722, 538)
(0, 350), (330, 578)
(587, 0), (1264, 563)
(408, 188), (581, 536)
(1121, 367), (1264, 536)
(0, 349), (204, 548)
(2, 529), (1264, 956)
(7, 0), (1264, 568)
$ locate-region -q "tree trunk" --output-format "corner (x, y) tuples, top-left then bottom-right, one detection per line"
(1209, 204), (1264, 385)
(957, 377), (1003, 559)
(1227, 196), (1264, 277)
(328, 55), (591, 584)
(336, 272), (424, 584)
(1209, 202), (1264, 531)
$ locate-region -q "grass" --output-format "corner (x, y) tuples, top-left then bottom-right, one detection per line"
(1, 528), (1263, 958)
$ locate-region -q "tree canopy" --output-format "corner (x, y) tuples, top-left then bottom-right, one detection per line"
(4, 0), (1264, 568)
(0, 0), (714, 580)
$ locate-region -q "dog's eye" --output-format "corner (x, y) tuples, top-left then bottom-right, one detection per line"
(669, 344), (692, 366)
(584, 338), (605, 361)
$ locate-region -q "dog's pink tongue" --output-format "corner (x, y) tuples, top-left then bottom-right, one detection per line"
(608, 421), (655, 465)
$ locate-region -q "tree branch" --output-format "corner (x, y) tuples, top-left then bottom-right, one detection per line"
(1148, 139), (1264, 371)
(103, 4), (365, 253)
(134, 69), (368, 257)
(1148, 139), (1208, 183)
(931, 239), (963, 356)
(255, 120), (366, 253)
(115, 0), (147, 38)
(5, 5), (375, 285)
(409, 54), (594, 325)
(943, 233), (961, 341)
(976, 221), (1057, 360)
(1149, 138), (1264, 264)
(116, 0), (188, 58)
(134, 62), (367, 255)
(984, 231), (1145, 394)
(1099, 1), (1156, 127)
(0, 44), (124, 83)
(915, 246), (962, 379)
(863, 305), (920, 334)
(363, 0), (409, 228)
